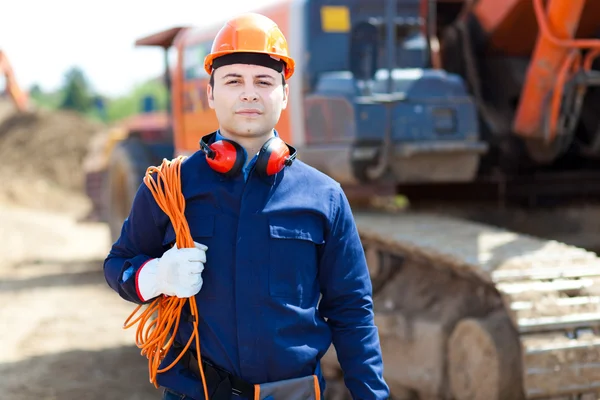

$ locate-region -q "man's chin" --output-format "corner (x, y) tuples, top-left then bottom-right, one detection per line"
(232, 125), (274, 137)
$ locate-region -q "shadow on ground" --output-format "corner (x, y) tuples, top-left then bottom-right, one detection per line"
(0, 345), (162, 400)
(1, 259), (107, 293)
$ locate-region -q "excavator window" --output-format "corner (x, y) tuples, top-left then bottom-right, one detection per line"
(183, 42), (211, 80)
(380, 21), (427, 69)
(350, 21), (380, 81)
(349, 18), (428, 81)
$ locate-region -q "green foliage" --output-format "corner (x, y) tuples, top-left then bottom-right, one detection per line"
(59, 66), (95, 113)
(105, 78), (168, 122)
(28, 83), (63, 110)
(28, 68), (169, 124)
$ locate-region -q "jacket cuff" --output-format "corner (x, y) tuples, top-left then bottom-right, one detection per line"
(118, 254), (155, 304)
(135, 258), (157, 302)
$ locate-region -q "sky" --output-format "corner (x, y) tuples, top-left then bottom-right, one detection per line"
(1, 0), (281, 97)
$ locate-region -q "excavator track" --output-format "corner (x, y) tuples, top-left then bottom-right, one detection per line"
(345, 210), (600, 400)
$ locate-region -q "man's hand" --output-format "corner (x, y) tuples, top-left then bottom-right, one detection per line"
(136, 241), (208, 301)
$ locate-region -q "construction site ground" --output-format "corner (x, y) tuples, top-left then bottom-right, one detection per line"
(1, 98), (600, 399)
(0, 100), (160, 399)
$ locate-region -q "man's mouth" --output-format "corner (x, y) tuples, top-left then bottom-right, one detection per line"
(236, 109), (262, 117)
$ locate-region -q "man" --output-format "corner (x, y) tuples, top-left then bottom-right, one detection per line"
(104, 12), (390, 400)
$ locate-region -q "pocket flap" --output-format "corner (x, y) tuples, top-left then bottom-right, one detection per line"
(268, 214), (324, 244)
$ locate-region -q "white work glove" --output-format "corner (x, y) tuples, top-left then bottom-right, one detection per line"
(136, 241), (208, 301)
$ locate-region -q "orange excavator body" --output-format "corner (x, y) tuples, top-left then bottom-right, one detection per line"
(0, 50), (29, 112)
(425, 0), (600, 166)
(469, 0), (600, 143)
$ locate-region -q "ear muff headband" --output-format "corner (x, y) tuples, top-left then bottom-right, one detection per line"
(199, 133), (296, 178)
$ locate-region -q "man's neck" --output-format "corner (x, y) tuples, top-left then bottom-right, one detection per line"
(218, 128), (275, 161)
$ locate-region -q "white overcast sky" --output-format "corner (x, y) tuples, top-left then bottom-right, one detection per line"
(1, 0), (280, 97)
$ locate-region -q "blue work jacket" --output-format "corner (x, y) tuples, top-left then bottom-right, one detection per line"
(103, 132), (390, 400)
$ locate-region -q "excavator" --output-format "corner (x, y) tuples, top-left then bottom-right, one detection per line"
(86, 0), (600, 398)
(0, 50), (29, 112)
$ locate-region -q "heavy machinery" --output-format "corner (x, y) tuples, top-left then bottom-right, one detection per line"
(87, 0), (600, 398)
(0, 50), (29, 112)
(83, 106), (171, 227)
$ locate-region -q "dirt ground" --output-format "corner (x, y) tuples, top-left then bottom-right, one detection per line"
(0, 198), (166, 400)
(0, 101), (164, 399)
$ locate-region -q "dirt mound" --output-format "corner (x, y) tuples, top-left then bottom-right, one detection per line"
(0, 102), (104, 213)
(0, 96), (17, 123)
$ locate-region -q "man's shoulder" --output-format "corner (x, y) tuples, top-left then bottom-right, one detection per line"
(171, 151), (218, 194)
(288, 159), (342, 191)
(179, 150), (213, 175)
(180, 149), (207, 165)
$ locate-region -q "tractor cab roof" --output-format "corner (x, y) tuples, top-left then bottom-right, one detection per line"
(135, 26), (188, 49)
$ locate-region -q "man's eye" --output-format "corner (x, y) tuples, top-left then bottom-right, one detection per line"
(258, 81), (272, 86)
(226, 80), (240, 84)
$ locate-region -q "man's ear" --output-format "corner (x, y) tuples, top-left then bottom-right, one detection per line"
(282, 83), (289, 110)
(206, 83), (215, 109)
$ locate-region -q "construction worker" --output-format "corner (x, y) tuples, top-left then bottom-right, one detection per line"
(103, 12), (390, 400)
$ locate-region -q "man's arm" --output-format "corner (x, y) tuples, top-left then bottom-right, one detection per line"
(317, 188), (390, 399)
(103, 182), (169, 305)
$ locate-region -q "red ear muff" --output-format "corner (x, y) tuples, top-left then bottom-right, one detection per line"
(199, 133), (246, 177)
(255, 137), (297, 178)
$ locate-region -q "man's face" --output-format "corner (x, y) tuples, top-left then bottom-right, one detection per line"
(207, 63), (289, 139)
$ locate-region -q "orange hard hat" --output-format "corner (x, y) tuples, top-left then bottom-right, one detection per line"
(204, 13), (295, 80)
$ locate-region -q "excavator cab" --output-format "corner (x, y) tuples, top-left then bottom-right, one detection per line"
(301, 0), (488, 190)
(348, 14), (429, 86)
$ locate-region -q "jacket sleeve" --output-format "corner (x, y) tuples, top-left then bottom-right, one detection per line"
(103, 182), (169, 305)
(317, 187), (390, 400)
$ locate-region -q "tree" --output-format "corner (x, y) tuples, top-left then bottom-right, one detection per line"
(105, 78), (168, 122)
(28, 83), (62, 110)
(59, 66), (94, 113)
(29, 84), (43, 99)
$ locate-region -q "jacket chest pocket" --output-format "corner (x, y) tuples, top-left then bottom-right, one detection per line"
(268, 214), (324, 300)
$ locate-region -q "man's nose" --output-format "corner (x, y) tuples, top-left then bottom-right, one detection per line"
(240, 84), (259, 102)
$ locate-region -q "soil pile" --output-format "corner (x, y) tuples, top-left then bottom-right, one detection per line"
(0, 100), (104, 213)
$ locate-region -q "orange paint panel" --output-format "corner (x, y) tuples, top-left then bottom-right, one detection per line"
(473, 0), (522, 33)
(513, 0), (586, 139)
(276, 108), (292, 144)
(171, 36), (187, 155)
(472, 0), (542, 56)
(180, 78), (219, 152)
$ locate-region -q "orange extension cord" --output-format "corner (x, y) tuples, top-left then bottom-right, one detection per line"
(122, 156), (210, 400)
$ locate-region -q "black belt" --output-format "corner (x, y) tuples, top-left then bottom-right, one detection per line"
(174, 343), (255, 400)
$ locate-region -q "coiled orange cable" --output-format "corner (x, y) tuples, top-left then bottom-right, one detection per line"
(122, 156), (209, 400)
